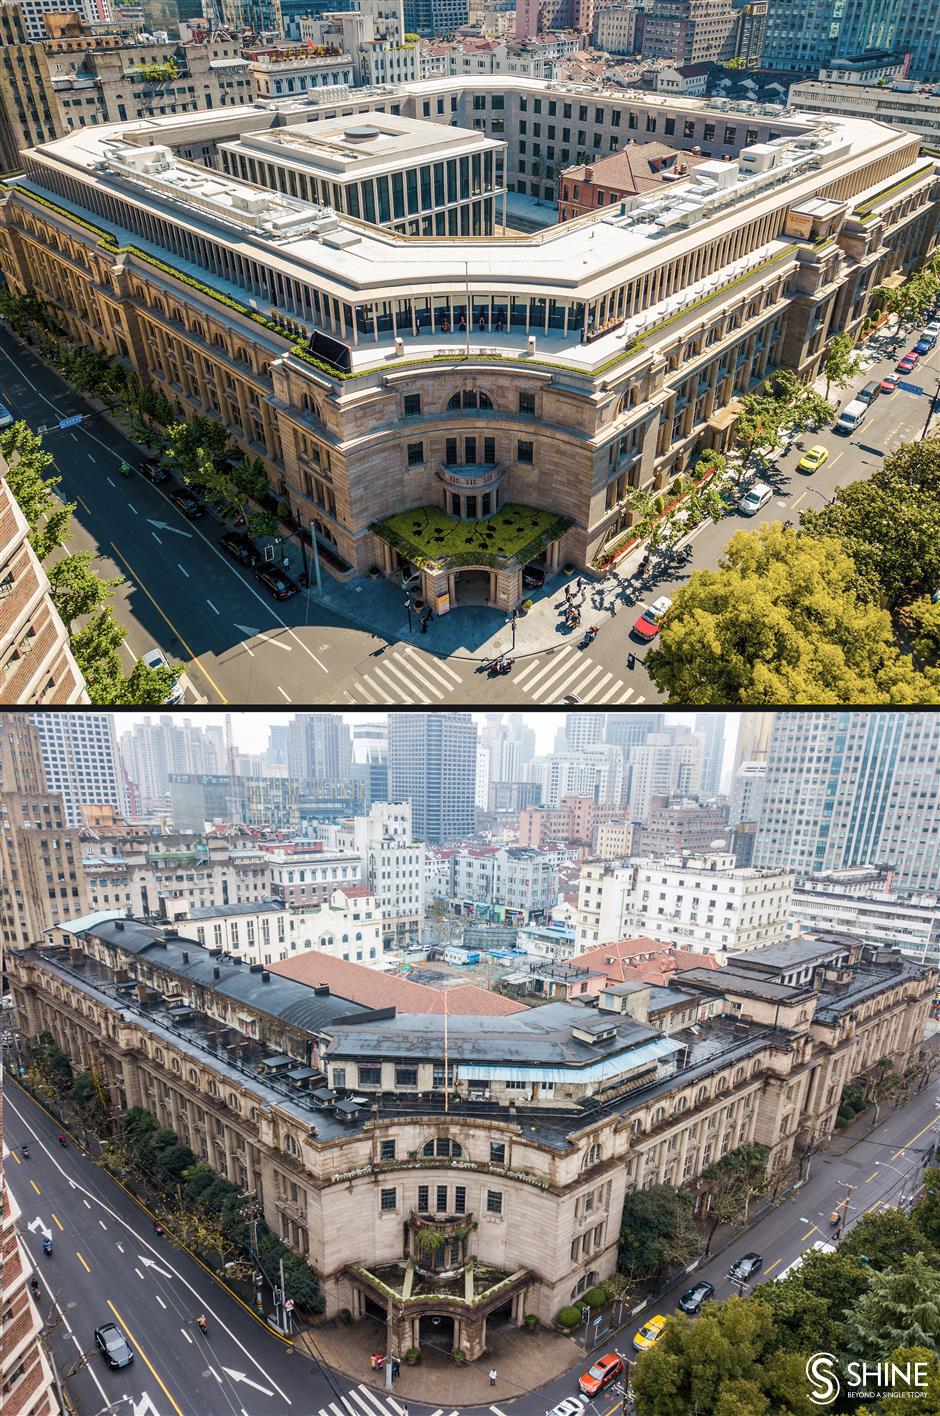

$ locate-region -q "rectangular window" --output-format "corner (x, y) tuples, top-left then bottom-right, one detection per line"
(483, 436), (496, 464)
(380, 1140), (396, 1161)
(486, 1190), (503, 1214)
(403, 393), (421, 416)
(436, 1185), (448, 1212)
(454, 1186), (466, 1214)
(518, 391), (535, 415)
(395, 1066), (418, 1087)
(417, 1185), (429, 1212)
(380, 1188), (396, 1211)
(445, 438), (458, 465)
(490, 1142), (506, 1165)
(359, 1065), (381, 1086)
(407, 442), (424, 466)
(517, 441), (534, 464)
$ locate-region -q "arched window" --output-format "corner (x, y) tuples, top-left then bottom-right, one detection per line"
(696, 1085), (709, 1106)
(422, 1138), (463, 1158)
(447, 390), (493, 410)
(284, 1132), (300, 1157)
(652, 1106), (666, 1126)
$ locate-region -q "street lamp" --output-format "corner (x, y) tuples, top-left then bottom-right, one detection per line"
(508, 609), (517, 651)
(404, 596), (413, 634)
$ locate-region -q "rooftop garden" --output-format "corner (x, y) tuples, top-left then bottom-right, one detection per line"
(371, 504), (571, 569)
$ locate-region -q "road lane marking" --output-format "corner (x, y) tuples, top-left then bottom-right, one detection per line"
(76, 1251), (91, 1272)
(52, 1214), (63, 1230)
(790, 490), (807, 508)
(865, 1171), (878, 1183)
(135, 1267), (144, 1279)
(152, 532), (162, 544)
(108, 1300), (185, 1416)
(11, 1151), (20, 1164)
(207, 599), (218, 614)
(107, 476), (115, 488)
(109, 542), (228, 703)
(99, 1219), (107, 1229)
(181, 1327), (193, 1343)
(177, 563), (189, 578)
(277, 685), (291, 701)
(116, 1242), (124, 1252)
(83, 1199), (91, 1208)
(30, 1180), (41, 1195)
(156, 1294), (166, 1309)
(800, 1226), (816, 1240)
(127, 503), (138, 515)
(892, 1116), (939, 1159)
(763, 1259), (782, 1276)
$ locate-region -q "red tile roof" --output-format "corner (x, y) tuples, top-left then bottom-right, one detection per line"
(572, 938), (720, 983)
(333, 885), (374, 898)
(270, 952), (526, 1016)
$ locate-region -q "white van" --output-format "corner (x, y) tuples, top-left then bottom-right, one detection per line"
(775, 1240), (836, 1282)
(739, 481), (773, 516)
(835, 399), (868, 436)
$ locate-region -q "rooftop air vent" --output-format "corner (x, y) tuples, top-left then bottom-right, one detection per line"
(343, 124), (380, 141)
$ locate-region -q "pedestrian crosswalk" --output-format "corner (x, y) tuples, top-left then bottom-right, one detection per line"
(512, 646), (646, 705)
(341, 645), (466, 705)
(317, 1385), (464, 1416)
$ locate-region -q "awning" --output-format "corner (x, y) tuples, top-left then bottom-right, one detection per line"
(708, 398), (742, 432)
(287, 1066), (317, 1080)
(260, 1054), (292, 1069)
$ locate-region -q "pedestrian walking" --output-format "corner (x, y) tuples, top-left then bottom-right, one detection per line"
(830, 1210), (840, 1228)
(564, 585), (571, 602)
(489, 1368), (498, 1387)
(576, 577), (583, 592)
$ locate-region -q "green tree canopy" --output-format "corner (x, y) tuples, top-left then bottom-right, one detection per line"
(618, 1183), (699, 1281)
(46, 551), (122, 632)
(845, 1251), (940, 1354)
(822, 332), (863, 400)
(646, 524), (940, 704)
(839, 1208), (939, 1273)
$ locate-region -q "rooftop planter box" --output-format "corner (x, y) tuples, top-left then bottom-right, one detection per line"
(371, 504), (571, 571)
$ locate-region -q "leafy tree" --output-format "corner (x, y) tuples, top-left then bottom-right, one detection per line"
(799, 437), (940, 610)
(46, 552), (122, 632)
(632, 1299), (818, 1416)
(618, 1183), (699, 1282)
(646, 524), (940, 705)
(911, 1168), (940, 1250)
(845, 1251), (940, 1354)
(120, 656), (179, 706)
(0, 421), (74, 561)
(898, 596), (940, 671)
(190, 453), (280, 538)
(822, 332), (863, 400)
(27, 1032), (74, 1097)
(69, 606), (128, 701)
(839, 1208), (937, 1272)
(694, 1144), (770, 1251)
(869, 1347), (940, 1416)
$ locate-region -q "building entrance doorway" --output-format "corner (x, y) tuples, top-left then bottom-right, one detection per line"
(419, 1313), (455, 1356)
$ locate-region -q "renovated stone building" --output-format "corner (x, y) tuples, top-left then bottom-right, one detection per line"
(6, 912), (934, 1363)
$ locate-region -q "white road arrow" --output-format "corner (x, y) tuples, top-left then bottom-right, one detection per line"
(132, 1392), (164, 1416)
(234, 624), (291, 651)
(138, 1255), (173, 1279)
(146, 519), (192, 538)
(28, 1217), (52, 1242)
(221, 1368), (274, 1396)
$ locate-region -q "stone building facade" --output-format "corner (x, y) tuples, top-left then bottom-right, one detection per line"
(6, 914), (934, 1363)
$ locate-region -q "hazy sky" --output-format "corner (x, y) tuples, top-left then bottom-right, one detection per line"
(114, 712), (740, 788)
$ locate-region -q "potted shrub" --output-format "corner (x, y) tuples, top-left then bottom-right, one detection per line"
(524, 1313), (539, 1331)
(563, 563), (575, 575)
(368, 566), (382, 578)
(339, 1307), (351, 1322)
(555, 1305), (581, 1329)
(521, 598), (533, 613)
(405, 1347), (421, 1365)
(583, 1286), (607, 1309)
(452, 1348), (466, 1364)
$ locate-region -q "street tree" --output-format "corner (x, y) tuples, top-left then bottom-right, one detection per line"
(898, 596), (940, 672)
(694, 1144), (770, 1251)
(46, 552), (122, 632)
(839, 1209), (938, 1273)
(822, 332), (863, 400)
(845, 1251), (940, 1354)
(869, 1348), (940, 1416)
(0, 421), (74, 561)
(911, 1168), (940, 1250)
(799, 436), (940, 610)
(618, 1183), (699, 1283)
(645, 524), (940, 705)
(191, 453), (281, 538)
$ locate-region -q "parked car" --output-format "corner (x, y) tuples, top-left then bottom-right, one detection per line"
(0, 400), (13, 428)
(219, 531), (260, 567)
(739, 481), (773, 515)
(835, 400), (869, 435)
(678, 1280), (715, 1315)
(254, 564), (298, 600)
(728, 1252), (763, 1284)
(522, 562), (546, 589)
(578, 1352), (625, 1397)
(548, 1401), (585, 1416)
(94, 1322), (134, 1368)
(923, 321), (940, 340)
(879, 373), (900, 394)
(559, 694), (583, 704)
(137, 458), (167, 484)
(141, 647), (182, 705)
(632, 595), (672, 641)
(914, 334), (937, 355)
(896, 351), (920, 374)
(856, 380), (881, 406)
(797, 444), (828, 473)
(169, 485), (204, 519)
(633, 1315), (668, 1353)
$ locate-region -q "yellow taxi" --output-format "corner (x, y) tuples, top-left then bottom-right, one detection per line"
(797, 444), (829, 473)
(632, 1314), (668, 1353)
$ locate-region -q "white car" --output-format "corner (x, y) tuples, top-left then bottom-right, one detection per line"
(924, 321), (940, 339)
(141, 647), (183, 704)
(739, 481), (773, 516)
(0, 401), (13, 429)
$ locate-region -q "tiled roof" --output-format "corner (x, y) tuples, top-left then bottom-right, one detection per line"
(270, 952), (527, 1016)
(572, 938), (720, 983)
(334, 885), (375, 899)
(563, 141), (708, 195)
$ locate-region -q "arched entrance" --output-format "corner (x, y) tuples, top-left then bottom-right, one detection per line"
(419, 1313), (455, 1356)
(453, 569), (491, 604)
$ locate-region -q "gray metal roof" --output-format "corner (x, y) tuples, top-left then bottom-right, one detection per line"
(83, 918), (370, 1033)
(677, 967), (807, 1002)
(186, 900), (285, 919)
(731, 937), (853, 971)
(457, 1035), (682, 1084)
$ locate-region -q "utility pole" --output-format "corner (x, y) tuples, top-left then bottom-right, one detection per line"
(920, 378), (940, 439)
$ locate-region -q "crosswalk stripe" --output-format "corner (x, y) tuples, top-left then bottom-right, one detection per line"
(427, 1409), (444, 1416)
(583, 670), (613, 700)
(369, 662), (419, 704)
(532, 657), (602, 701)
(326, 1402), (346, 1416)
(346, 1391), (381, 1416)
(614, 685), (635, 703)
(348, 679), (378, 703)
(492, 1407), (510, 1416)
(635, 695), (646, 703)
(381, 654), (445, 700)
(401, 646), (463, 693)
(337, 1396), (363, 1416)
(513, 654), (550, 686)
(526, 651), (581, 699)
(518, 648), (575, 691)
(353, 1387), (406, 1416)
(563, 663), (607, 698)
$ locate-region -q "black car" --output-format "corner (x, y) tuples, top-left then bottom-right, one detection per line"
(138, 458), (168, 485)
(522, 562), (546, 589)
(728, 1252), (763, 1284)
(169, 486), (204, 520)
(219, 531), (260, 567)
(678, 1280), (715, 1314)
(95, 1322), (134, 1368)
(254, 564), (298, 601)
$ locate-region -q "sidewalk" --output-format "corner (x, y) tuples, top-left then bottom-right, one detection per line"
(297, 1314), (582, 1407)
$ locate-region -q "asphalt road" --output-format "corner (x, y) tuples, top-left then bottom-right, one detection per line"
(1, 320), (936, 707)
(6, 1076), (938, 1416)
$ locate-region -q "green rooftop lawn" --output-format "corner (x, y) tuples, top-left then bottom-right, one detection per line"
(372, 504), (569, 569)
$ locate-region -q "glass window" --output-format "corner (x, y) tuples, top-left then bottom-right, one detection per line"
(380, 1188), (396, 1211)
(376, 177), (390, 224)
(490, 1142), (506, 1165)
(407, 442), (424, 466)
(380, 1140), (396, 1161)
(517, 440), (534, 464)
(519, 391), (535, 415)
(395, 1066), (418, 1087)
(436, 1184), (448, 1211)
(486, 1190), (503, 1214)
(445, 437), (458, 465)
(403, 393), (421, 416)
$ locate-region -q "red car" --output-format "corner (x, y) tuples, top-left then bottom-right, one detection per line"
(879, 373), (900, 394)
(579, 1352), (625, 1397)
(632, 596), (672, 641)
(896, 351), (920, 374)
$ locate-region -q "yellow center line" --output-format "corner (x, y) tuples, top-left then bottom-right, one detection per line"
(828, 450), (843, 466)
(76, 1251), (91, 1273)
(763, 1258), (782, 1276)
(30, 1179), (41, 1196)
(52, 1213), (64, 1230)
(790, 489), (807, 509)
(800, 1226), (817, 1241)
(892, 1115), (938, 1160)
(107, 1300), (186, 1416)
(108, 541), (228, 704)
(864, 1171), (879, 1183)
(11, 1151), (21, 1164)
